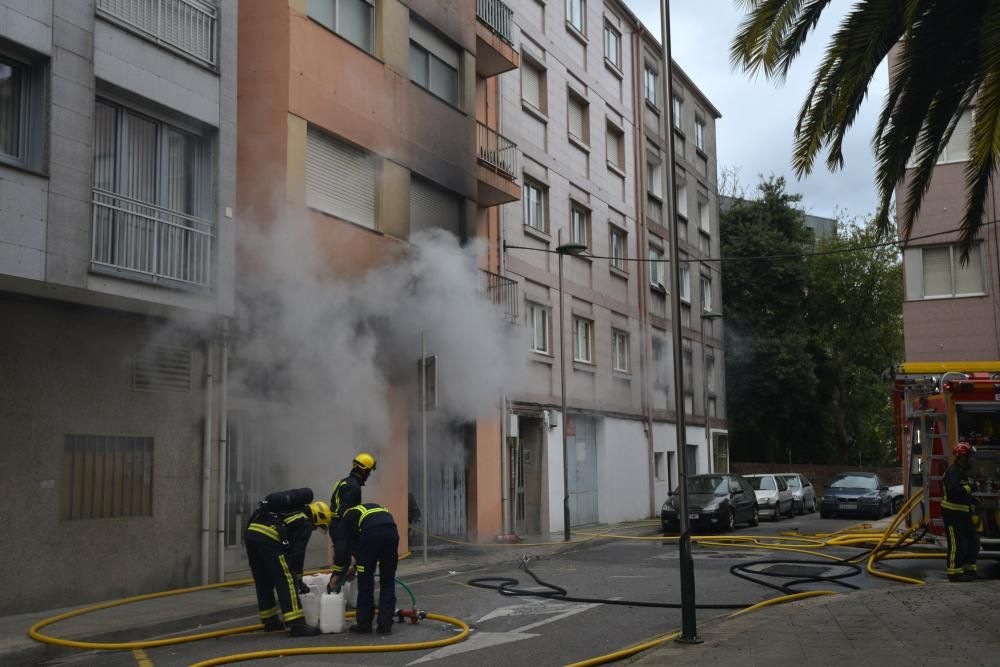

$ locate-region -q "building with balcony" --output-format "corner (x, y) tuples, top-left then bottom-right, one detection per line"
(0, 0), (237, 613)
(492, 0), (727, 536)
(234, 0), (522, 563)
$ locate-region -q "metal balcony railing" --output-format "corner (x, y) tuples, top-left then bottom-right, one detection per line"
(476, 0), (514, 45)
(477, 122), (518, 181)
(91, 188), (214, 288)
(482, 270), (518, 322)
(96, 0), (218, 67)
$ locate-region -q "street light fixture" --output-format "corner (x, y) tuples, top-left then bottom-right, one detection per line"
(557, 240), (587, 542)
(659, 0), (701, 644)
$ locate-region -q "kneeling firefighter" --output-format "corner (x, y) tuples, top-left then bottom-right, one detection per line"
(245, 488), (332, 636)
(328, 502), (399, 634)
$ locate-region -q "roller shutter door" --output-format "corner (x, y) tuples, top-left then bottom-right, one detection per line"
(409, 177), (461, 240)
(305, 126), (376, 229)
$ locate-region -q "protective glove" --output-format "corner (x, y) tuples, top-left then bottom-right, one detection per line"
(327, 574), (343, 594)
(297, 577), (311, 595)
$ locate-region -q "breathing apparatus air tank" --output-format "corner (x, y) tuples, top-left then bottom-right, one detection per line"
(260, 488), (314, 513)
(319, 590), (346, 633)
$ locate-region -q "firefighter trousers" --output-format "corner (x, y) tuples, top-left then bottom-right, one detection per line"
(246, 538), (304, 625)
(354, 524), (400, 631)
(943, 509), (979, 575)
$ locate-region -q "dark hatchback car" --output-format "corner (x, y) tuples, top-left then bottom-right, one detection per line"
(661, 474), (760, 533)
(819, 472), (893, 519)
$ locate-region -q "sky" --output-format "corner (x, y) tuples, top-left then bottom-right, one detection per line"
(629, 0), (889, 221)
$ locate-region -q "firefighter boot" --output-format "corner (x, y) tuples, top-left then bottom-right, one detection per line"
(288, 620), (322, 637)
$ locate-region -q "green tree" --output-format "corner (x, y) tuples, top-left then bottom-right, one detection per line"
(721, 177), (827, 463)
(730, 0), (1000, 258)
(806, 220), (903, 465)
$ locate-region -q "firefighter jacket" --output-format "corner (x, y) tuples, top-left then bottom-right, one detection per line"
(329, 470), (365, 535)
(245, 509), (314, 575)
(942, 462), (976, 513)
(332, 503), (397, 573)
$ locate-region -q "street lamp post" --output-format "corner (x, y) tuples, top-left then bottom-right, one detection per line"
(701, 311), (722, 471)
(557, 239), (587, 542)
(659, 0), (701, 644)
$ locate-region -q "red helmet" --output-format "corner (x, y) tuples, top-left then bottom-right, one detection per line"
(953, 442), (973, 457)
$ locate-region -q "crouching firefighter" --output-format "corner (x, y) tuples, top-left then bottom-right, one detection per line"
(244, 488), (332, 635)
(943, 442), (981, 582)
(328, 502), (399, 634)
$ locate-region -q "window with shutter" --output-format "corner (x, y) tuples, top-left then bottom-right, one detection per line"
(922, 246), (951, 296)
(305, 126), (376, 229)
(676, 179), (688, 218)
(939, 109), (973, 163)
(568, 94), (586, 143)
(410, 176), (461, 240)
(955, 246), (983, 294)
(606, 126), (621, 168)
(522, 62), (542, 109)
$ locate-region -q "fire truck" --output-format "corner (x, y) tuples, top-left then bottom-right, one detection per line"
(892, 362), (1000, 556)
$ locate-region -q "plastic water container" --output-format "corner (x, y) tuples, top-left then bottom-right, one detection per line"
(302, 574), (327, 591)
(344, 579), (358, 609)
(301, 587), (320, 628)
(319, 591), (345, 634)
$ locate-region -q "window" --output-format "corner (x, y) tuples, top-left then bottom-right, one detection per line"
(566, 0), (585, 33)
(695, 117), (706, 151)
(706, 354), (716, 394)
(523, 180), (547, 231)
(522, 59), (545, 112)
(92, 98), (214, 286)
(610, 226), (626, 271)
(570, 205), (589, 247)
(305, 125), (376, 229)
(97, 0), (218, 66)
(697, 199), (709, 232)
(604, 22), (621, 69)
(647, 160), (662, 198)
(671, 95), (682, 130)
(675, 178), (688, 219)
(528, 303), (550, 353)
(410, 176), (462, 238)
(938, 108), (973, 164)
(612, 328), (630, 371)
(568, 92), (588, 145)
(654, 452), (665, 481)
(679, 265), (690, 302)
(573, 317), (593, 362)
(917, 244), (984, 297)
(0, 55), (28, 164)
(308, 0), (374, 54)
(63, 435), (154, 519)
(685, 444), (698, 474)
(649, 244), (666, 288)
(606, 123), (623, 170)
(683, 347), (694, 410)
(643, 66), (657, 106)
(410, 21), (460, 106)
(700, 276), (712, 313)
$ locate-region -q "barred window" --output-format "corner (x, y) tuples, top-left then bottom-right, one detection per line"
(63, 435), (154, 519)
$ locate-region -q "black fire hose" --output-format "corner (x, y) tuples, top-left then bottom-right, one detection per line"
(468, 558), (751, 609)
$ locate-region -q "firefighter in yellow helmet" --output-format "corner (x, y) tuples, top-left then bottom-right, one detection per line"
(942, 442), (981, 582)
(329, 453), (377, 542)
(245, 488), (331, 636)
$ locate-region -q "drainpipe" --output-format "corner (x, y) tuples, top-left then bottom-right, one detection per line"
(216, 318), (230, 582)
(631, 23), (656, 519)
(201, 341), (214, 585)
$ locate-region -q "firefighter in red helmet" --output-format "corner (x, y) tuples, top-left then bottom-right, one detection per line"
(942, 442), (981, 581)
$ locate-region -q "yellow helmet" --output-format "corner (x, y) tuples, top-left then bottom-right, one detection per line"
(353, 452), (377, 472)
(308, 501), (332, 528)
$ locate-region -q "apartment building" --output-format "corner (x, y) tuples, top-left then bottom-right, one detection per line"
(0, 0), (236, 613)
(234, 0), (521, 561)
(497, 0), (726, 535)
(897, 105), (1000, 361)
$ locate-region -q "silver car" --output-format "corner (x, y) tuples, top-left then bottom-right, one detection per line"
(778, 473), (817, 515)
(744, 474), (795, 520)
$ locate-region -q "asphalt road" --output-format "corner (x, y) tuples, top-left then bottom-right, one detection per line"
(40, 513), (974, 667)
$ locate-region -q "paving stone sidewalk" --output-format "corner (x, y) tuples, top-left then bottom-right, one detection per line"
(633, 580), (1000, 667)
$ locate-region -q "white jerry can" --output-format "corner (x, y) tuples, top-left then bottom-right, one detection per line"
(344, 579), (359, 609)
(319, 590), (346, 634)
(301, 586), (320, 628)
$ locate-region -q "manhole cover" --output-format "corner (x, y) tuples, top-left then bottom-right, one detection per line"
(759, 563), (830, 577)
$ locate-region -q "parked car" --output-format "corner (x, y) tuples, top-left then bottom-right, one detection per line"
(819, 472), (893, 519)
(888, 484), (905, 513)
(744, 474), (795, 520)
(661, 474), (759, 533)
(777, 473), (817, 515)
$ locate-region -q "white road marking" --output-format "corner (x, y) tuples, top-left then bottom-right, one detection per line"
(407, 632), (541, 664)
(477, 599), (582, 623)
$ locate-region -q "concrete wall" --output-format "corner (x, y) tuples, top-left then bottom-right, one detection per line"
(597, 417), (650, 523)
(0, 294), (210, 614)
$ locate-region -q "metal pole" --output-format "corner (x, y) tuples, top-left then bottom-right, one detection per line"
(660, 0), (700, 643)
(421, 333), (428, 564)
(559, 248), (571, 542)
